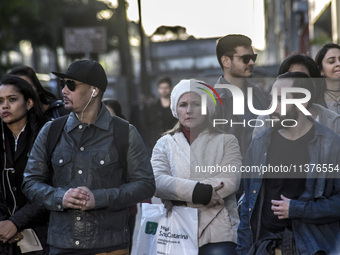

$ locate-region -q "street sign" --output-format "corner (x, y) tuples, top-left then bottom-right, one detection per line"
(64, 27), (107, 54)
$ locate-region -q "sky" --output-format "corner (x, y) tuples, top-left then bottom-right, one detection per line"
(125, 0), (265, 50)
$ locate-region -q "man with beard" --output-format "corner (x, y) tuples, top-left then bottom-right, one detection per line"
(22, 60), (155, 255)
(214, 34), (270, 160)
(237, 72), (340, 255)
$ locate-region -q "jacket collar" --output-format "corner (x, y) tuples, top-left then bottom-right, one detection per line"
(66, 103), (111, 132)
(312, 103), (340, 123)
(310, 117), (334, 140)
(215, 76), (232, 98)
(256, 118), (329, 147)
(215, 75), (258, 99)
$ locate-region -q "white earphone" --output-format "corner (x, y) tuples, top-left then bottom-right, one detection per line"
(91, 89), (96, 98)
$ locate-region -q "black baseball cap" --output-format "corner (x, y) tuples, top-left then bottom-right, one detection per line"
(52, 60), (108, 92)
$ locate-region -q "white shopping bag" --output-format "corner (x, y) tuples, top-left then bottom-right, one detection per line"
(133, 203), (198, 255)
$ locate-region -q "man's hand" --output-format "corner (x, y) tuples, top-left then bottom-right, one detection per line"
(62, 187), (90, 209)
(271, 194), (291, 219)
(78, 186), (95, 211)
(0, 220), (18, 243)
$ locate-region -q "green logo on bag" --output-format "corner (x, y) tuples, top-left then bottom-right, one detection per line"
(145, 221), (158, 235)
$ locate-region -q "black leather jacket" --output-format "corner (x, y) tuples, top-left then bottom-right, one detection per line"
(23, 106), (155, 250)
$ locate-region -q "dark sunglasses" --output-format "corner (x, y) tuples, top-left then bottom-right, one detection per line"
(59, 79), (77, 91)
(230, 54), (257, 64)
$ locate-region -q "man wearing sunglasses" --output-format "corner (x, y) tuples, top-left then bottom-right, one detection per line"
(22, 60), (155, 255)
(214, 34), (270, 161)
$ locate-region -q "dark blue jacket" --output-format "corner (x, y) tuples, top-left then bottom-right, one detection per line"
(237, 121), (340, 255)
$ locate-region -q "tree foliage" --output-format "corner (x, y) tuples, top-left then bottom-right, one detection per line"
(0, 0), (122, 67)
(151, 25), (191, 41)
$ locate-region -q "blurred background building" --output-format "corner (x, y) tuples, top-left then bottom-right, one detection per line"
(1, 0), (339, 117)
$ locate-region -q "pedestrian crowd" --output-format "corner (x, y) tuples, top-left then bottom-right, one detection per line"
(0, 34), (340, 255)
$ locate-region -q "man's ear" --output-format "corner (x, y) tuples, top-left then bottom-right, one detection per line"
(221, 55), (231, 69)
(91, 87), (99, 98)
(26, 98), (34, 111)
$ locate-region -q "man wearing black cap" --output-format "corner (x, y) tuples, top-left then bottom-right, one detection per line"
(22, 60), (155, 255)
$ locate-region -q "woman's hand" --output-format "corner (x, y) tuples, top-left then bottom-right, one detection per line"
(161, 199), (173, 217)
(207, 182), (224, 208)
(0, 220), (18, 243)
(8, 232), (23, 244)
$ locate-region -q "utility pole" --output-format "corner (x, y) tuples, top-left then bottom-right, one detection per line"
(137, 0), (150, 96)
(116, 0), (136, 108)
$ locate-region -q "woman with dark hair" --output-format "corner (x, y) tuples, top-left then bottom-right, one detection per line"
(278, 54), (321, 78)
(315, 43), (340, 113)
(253, 53), (340, 137)
(102, 98), (126, 119)
(9, 66), (68, 120)
(151, 79), (242, 255)
(0, 75), (49, 254)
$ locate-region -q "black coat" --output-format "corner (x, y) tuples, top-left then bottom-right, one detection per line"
(0, 117), (48, 255)
(145, 99), (177, 148)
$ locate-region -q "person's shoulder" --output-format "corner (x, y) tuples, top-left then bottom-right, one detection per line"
(214, 75), (224, 85)
(310, 122), (340, 156)
(158, 133), (173, 142)
(145, 99), (161, 116)
(256, 125), (272, 138)
(312, 121), (340, 158)
(152, 133), (174, 152)
(207, 131), (237, 142)
(40, 120), (53, 133)
(214, 76), (231, 98)
(30, 120), (53, 146)
(248, 82), (270, 96)
(314, 120), (340, 139)
(250, 83), (271, 107)
(247, 127), (272, 151)
(149, 99), (161, 107)
(313, 103), (340, 121)
(159, 132), (180, 144)
(114, 117), (135, 139)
